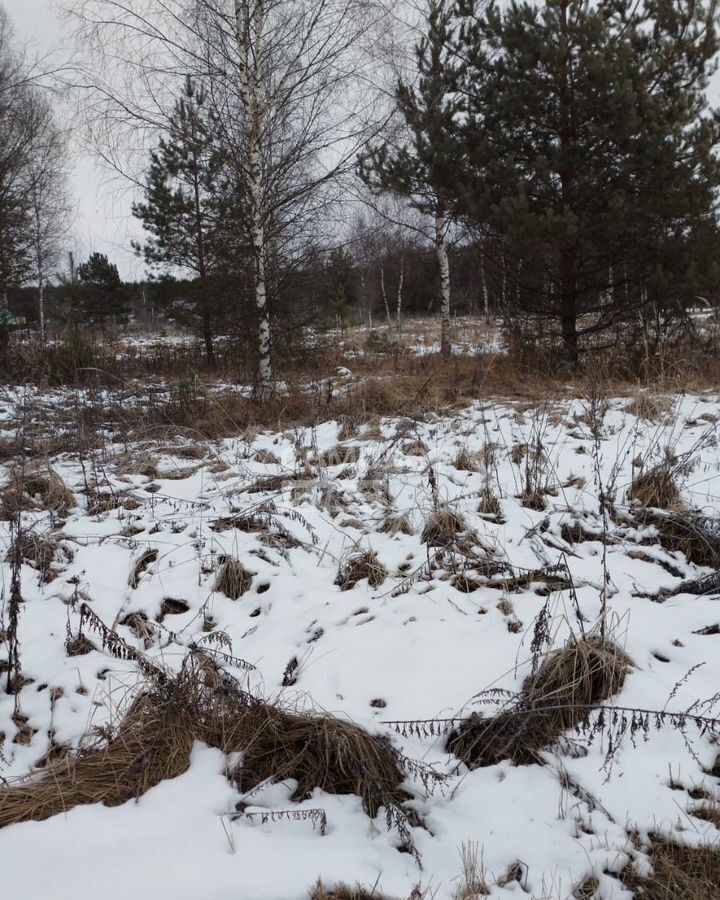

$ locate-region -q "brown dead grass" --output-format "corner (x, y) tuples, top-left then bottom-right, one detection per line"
(421, 506), (468, 548)
(10, 531), (72, 583)
(335, 551), (387, 591)
(455, 842), (490, 898)
(628, 464), (682, 510)
(633, 510), (720, 569)
(214, 557), (253, 599)
(447, 631), (632, 768)
(310, 883), (388, 900)
(477, 490), (502, 520)
(623, 837), (720, 899)
(0, 465), (74, 520)
(0, 663), (410, 830)
(310, 880), (427, 900)
(453, 448), (479, 472)
(129, 548), (158, 589)
(625, 392), (672, 421)
(378, 512), (414, 535)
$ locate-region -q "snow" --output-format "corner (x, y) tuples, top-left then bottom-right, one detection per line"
(1, 390), (720, 897)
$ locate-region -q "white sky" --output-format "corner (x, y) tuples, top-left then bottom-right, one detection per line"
(6, 0), (144, 281)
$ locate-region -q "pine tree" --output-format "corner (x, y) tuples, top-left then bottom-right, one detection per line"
(450, 0), (720, 364)
(133, 78), (227, 365)
(75, 252), (127, 328)
(359, 0), (460, 354)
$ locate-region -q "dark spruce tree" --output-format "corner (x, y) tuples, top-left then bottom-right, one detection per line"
(450, 0), (720, 365)
(359, 0), (460, 354)
(75, 252), (128, 329)
(133, 78), (227, 365)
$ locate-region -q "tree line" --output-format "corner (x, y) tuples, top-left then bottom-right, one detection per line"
(2, 0), (720, 385)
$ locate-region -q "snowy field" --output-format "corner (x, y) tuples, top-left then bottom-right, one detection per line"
(1, 389), (720, 898)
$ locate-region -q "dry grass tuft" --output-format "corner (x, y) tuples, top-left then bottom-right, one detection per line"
(422, 506), (468, 548)
(309, 882), (388, 900)
(623, 837), (720, 899)
(625, 392), (671, 421)
(692, 799), (720, 830)
(0, 681), (198, 826)
(0, 662), (411, 831)
(477, 490), (502, 520)
(128, 548), (158, 589)
(632, 510), (720, 569)
(572, 875), (599, 899)
(378, 512), (414, 535)
(254, 448), (280, 464)
(1, 465), (74, 520)
(65, 634), (97, 657)
(453, 448), (479, 472)
(310, 880), (428, 900)
(313, 445), (361, 467)
(10, 531), (72, 583)
(447, 632), (632, 768)
(234, 703), (409, 818)
(214, 557), (253, 599)
(454, 841), (490, 898)
(402, 439), (429, 457)
(158, 598), (190, 621)
(335, 551), (387, 591)
(628, 464), (681, 510)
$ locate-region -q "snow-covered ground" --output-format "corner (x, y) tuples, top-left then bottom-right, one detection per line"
(1, 391), (720, 898)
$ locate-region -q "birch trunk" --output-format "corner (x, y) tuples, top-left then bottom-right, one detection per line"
(235, 0), (273, 400)
(479, 244), (489, 322)
(395, 254), (404, 337)
(380, 264), (391, 330)
(435, 203), (451, 356)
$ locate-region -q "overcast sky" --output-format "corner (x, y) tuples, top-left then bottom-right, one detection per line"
(7, 0), (144, 280)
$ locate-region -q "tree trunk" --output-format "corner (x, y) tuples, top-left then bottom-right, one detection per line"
(380, 264), (391, 330)
(560, 249), (579, 366)
(235, 0), (273, 400)
(38, 280), (45, 341)
(199, 281), (215, 366)
(558, 0), (579, 368)
(396, 254), (404, 337)
(479, 244), (490, 322)
(435, 203), (451, 356)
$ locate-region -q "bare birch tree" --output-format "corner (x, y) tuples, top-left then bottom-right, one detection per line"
(73, 0), (382, 397)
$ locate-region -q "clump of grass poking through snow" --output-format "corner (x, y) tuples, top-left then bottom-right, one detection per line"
(453, 447), (479, 472)
(622, 837), (720, 899)
(625, 391), (671, 422)
(447, 630), (632, 768)
(0, 652), (420, 860)
(421, 506), (468, 548)
(0, 465), (74, 520)
(214, 557), (253, 599)
(631, 510), (720, 569)
(128, 548), (158, 589)
(378, 512), (414, 535)
(310, 880), (428, 899)
(628, 463), (681, 510)
(309, 882), (387, 900)
(335, 551), (387, 591)
(477, 489), (502, 520)
(454, 841), (490, 898)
